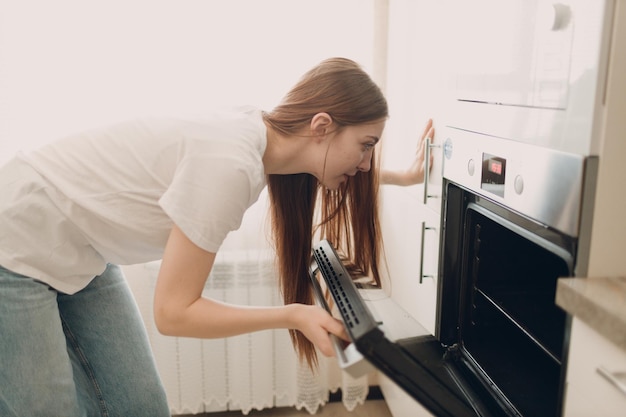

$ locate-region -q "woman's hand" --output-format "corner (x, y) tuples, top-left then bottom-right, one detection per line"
(381, 118), (435, 186)
(406, 118), (435, 184)
(289, 304), (349, 358)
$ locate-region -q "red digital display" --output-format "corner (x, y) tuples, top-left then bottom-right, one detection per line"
(489, 159), (502, 175)
(481, 153), (506, 197)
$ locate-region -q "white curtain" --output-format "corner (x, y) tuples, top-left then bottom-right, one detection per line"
(125, 252), (372, 415)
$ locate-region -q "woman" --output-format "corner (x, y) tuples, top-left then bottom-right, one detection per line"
(0, 57), (434, 416)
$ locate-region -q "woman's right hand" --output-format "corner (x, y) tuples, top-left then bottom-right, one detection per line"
(289, 304), (349, 358)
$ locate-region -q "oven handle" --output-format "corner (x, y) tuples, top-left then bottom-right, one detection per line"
(419, 221), (436, 284)
(597, 366), (626, 396)
(422, 137), (440, 205)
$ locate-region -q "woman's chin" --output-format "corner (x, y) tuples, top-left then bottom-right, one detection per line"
(326, 176), (348, 191)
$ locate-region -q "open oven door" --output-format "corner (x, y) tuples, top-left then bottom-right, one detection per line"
(357, 289), (511, 417)
(310, 240), (509, 417)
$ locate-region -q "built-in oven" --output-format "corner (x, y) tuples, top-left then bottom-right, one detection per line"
(436, 128), (598, 416)
(312, 123), (599, 416)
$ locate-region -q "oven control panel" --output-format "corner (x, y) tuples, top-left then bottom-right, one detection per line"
(442, 126), (596, 238)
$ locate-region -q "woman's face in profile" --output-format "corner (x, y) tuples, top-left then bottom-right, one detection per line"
(318, 120), (385, 190)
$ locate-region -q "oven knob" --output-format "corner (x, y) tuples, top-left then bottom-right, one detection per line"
(514, 175), (524, 194)
(444, 137), (453, 159)
(468, 159), (475, 176)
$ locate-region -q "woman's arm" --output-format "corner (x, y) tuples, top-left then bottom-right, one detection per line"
(153, 225), (348, 357)
(380, 118), (435, 186)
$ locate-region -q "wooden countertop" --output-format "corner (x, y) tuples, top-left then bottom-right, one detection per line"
(556, 277), (626, 351)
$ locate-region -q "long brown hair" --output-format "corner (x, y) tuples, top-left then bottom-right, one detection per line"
(263, 58), (387, 368)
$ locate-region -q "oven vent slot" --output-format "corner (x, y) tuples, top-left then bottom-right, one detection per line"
(312, 241), (379, 341)
(313, 246), (360, 329)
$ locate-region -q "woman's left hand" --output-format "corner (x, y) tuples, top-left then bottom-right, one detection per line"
(404, 118), (435, 185)
(380, 118), (435, 186)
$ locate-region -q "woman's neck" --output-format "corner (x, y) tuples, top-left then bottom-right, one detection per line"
(262, 123), (315, 176)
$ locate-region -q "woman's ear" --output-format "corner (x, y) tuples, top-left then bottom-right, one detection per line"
(310, 112), (333, 141)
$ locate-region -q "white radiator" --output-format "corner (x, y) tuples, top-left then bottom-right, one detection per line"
(124, 250), (370, 415)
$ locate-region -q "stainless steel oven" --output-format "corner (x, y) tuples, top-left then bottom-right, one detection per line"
(436, 127), (598, 416)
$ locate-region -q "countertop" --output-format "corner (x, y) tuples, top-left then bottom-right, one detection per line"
(556, 276), (626, 351)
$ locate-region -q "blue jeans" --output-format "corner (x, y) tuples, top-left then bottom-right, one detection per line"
(0, 264), (170, 417)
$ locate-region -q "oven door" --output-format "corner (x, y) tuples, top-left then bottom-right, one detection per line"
(378, 333), (502, 417)
(436, 181), (576, 417)
(357, 289), (512, 417)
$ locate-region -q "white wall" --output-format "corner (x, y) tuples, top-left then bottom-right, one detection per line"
(0, 0), (376, 164)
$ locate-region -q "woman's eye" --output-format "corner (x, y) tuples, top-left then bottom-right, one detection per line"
(363, 143), (375, 151)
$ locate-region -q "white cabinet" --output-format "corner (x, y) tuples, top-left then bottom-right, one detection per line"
(562, 318), (626, 417)
(379, 189), (441, 417)
(379, 0), (447, 337)
(379, 184), (441, 417)
(380, 188), (439, 333)
(378, 2), (450, 415)
(379, 373), (433, 417)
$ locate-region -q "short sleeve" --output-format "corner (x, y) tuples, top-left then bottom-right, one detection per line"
(159, 153), (257, 253)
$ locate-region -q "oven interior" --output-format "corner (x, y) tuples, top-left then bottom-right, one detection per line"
(438, 183), (577, 417)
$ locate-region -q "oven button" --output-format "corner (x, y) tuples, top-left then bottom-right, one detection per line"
(468, 159), (475, 176)
(444, 138), (453, 159)
(514, 175), (524, 194)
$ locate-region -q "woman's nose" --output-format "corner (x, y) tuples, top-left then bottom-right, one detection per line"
(357, 152), (372, 172)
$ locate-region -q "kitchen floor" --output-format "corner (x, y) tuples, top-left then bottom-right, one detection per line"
(175, 400), (392, 417)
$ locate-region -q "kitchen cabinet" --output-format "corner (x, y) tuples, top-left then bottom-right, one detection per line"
(378, 0), (448, 330)
(561, 318), (626, 417)
(380, 188), (439, 333)
(379, 187), (440, 417)
(377, 1), (449, 415)
(379, 373), (432, 417)
(556, 276), (626, 417)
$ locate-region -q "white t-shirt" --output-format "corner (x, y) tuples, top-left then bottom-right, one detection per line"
(0, 106), (267, 294)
